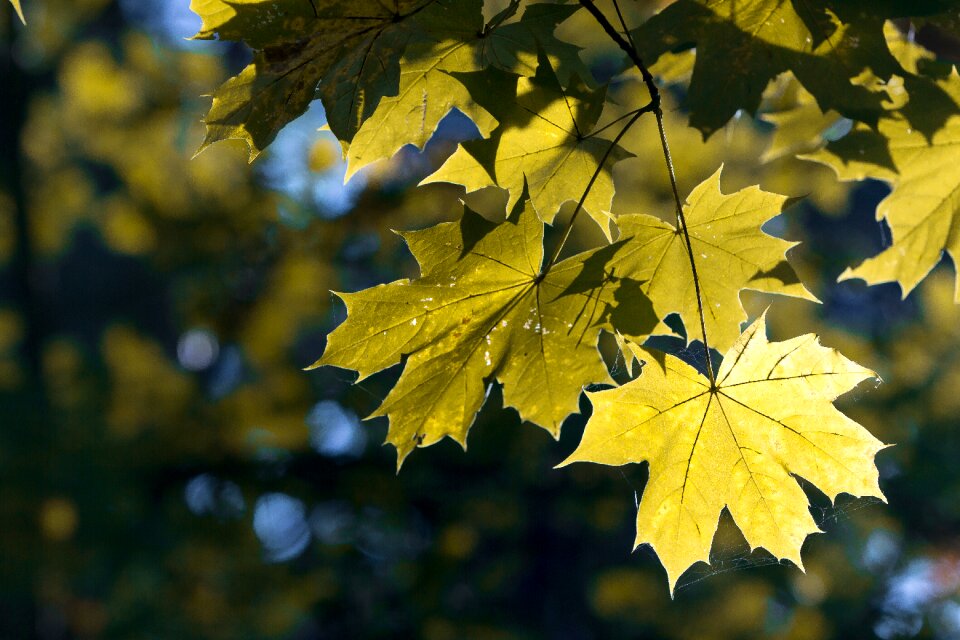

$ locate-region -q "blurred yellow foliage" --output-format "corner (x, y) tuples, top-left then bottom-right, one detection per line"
(242, 251), (332, 367)
(102, 326), (193, 438)
(42, 338), (85, 410)
(39, 497), (79, 542)
(308, 138), (340, 174)
(592, 568), (665, 620)
(438, 523), (479, 559)
(23, 32), (276, 259)
(61, 41), (145, 119)
(0, 308), (23, 389)
(100, 195), (157, 255)
(13, 0), (110, 59)
(0, 193), (15, 264)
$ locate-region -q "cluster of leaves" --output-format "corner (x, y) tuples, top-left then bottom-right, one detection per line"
(185, 0), (959, 590)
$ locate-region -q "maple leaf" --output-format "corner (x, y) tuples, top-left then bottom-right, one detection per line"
(560, 315), (885, 591)
(341, 2), (585, 180)
(192, 0), (588, 168)
(311, 198), (656, 467)
(474, 3), (593, 87)
(191, 0), (460, 159)
(342, 3), (594, 178)
(342, 34), (499, 180)
(611, 168), (817, 352)
(9, 0), (24, 23)
(632, 0), (908, 138)
(806, 70), (960, 300)
(423, 54), (630, 236)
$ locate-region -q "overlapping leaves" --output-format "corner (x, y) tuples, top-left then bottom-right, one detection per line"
(188, 0), (900, 592)
(312, 198), (656, 466)
(562, 316), (885, 590)
(611, 168), (817, 352)
(190, 0), (591, 167)
(807, 69), (960, 300)
(424, 55), (629, 235)
(633, 0), (953, 137)
(315, 166), (820, 464)
(191, 0), (441, 157)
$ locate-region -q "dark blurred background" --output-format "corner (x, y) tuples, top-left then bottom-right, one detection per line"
(2, 1), (960, 638)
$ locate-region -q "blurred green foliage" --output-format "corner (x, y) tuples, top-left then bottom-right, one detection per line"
(1, 1), (960, 639)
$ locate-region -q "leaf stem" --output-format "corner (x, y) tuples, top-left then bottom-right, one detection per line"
(543, 104), (650, 271)
(578, 0), (717, 385)
(586, 106), (646, 140)
(654, 112), (716, 385)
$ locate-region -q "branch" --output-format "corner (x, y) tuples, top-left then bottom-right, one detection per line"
(578, 0), (716, 384)
(544, 101), (654, 270)
(577, 0), (658, 109)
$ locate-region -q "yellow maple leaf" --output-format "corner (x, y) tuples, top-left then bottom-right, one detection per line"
(312, 199), (656, 467)
(560, 315), (885, 592)
(423, 56), (630, 237)
(343, 35), (499, 180)
(806, 70), (960, 300)
(613, 168), (817, 352)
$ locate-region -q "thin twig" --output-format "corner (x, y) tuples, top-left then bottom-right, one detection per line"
(611, 0), (639, 52)
(543, 103), (652, 271)
(578, 0), (716, 384)
(654, 114), (716, 385)
(577, 0), (658, 107)
(587, 106), (646, 139)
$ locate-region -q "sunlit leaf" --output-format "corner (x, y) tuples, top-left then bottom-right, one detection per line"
(612, 168), (817, 352)
(344, 3), (591, 179)
(561, 315), (885, 591)
(191, 0), (450, 158)
(806, 70), (960, 300)
(423, 56), (630, 236)
(312, 199), (655, 467)
(192, 0), (588, 165)
(342, 32), (499, 180)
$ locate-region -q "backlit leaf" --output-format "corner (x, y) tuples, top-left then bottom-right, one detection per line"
(612, 168), (817, 352)
(561, 315), (885, 591)
(478, 3), (591, 86)
(191, 0), (452, 158)
(342, 31), (497, 180)
(806, 70), (960, 300)
(760, 79), (842, 163)
(342, 3), (592, 178)
(423, 55), (630, 236)
(192, 0), (589, 167)
(311, 199), (656, 467)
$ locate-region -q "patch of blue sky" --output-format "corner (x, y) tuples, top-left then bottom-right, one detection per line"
(259, 102), (367, 224)
(119, 0), (214, 50)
